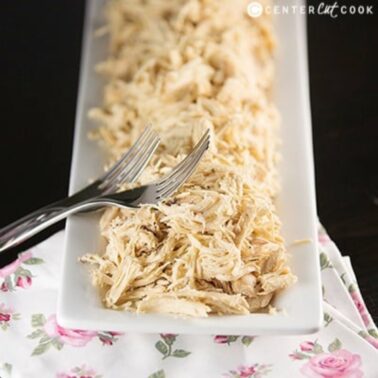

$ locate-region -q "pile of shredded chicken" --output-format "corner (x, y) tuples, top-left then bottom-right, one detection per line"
(81, 0), (296, 317)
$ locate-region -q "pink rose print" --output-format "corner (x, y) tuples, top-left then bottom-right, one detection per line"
(0, 251), (32, 278)
(161, 333), (176, 339)
(290, 353), (304, 360)
(291, 339), (364, 378)
(100, 338), (113, 346)
(0, 303), (20, 331)
(0, 313), (10, 322)
(318, 231), (331, 246)
(16, 275), (32, 289)
(214, 335), (254, 346)
(97, 331), (124, 346)
(215, 335), (230, 344)
(290, 340), (322, 361)
(224, 364), (272, 377)
(0, 251), (43, 292)
(57, 364), (102, 378)
(237, 366), (256, 377)
(28, 313), (122, 356)
(44, 315), (97, 347)
(300, 341), (315, 352)
(350, 290), (370, 327)
(301, 349), (363, 378)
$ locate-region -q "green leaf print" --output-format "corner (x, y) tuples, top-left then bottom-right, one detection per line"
(4, 363), (12, 374)
(172, 349), (191, 358)
(313, 341), (324, 354)
(51, 338), (64, 350)
(31, 341), (51, 356)
(227, 336), (239, 343)
(0, 362), (13, 377)
(27, 329), (44, 339)
(320, 252), (332, 270)
(241, 336), (254, 346)
(23, 257), (44, 265)
(328, 338), (342, 352)
(39, 335), (52, 344)
(155, 340), (169, 356)
(348, 283), (356, 293)
(324, 312), (333, 327)
(148, 369), (166, 378)
(155, 335), (191, 360)
(31, 314), (46, 327)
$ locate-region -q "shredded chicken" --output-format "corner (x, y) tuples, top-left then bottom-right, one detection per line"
(80, 0), (296, 317)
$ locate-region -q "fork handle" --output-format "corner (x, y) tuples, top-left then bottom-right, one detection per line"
(0, 180), (105, 241)
(0, 201), (103, 253)
(0, 205), (64, 238)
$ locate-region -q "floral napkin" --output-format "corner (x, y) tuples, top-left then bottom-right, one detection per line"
(0, 226), (377, 378)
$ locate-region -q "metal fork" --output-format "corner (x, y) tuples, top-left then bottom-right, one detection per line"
(0, 130), (210, 252)
(0, 127), (160, 248)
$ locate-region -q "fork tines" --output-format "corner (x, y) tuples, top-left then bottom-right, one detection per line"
(155, 129), (210, 200)
(99, 127), (160, 192)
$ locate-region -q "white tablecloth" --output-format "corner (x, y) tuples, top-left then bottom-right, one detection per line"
(0, 225), (377, 377)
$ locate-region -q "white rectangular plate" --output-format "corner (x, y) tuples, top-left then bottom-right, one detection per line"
(58, 0), (322, 335)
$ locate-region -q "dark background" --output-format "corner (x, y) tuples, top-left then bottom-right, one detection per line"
(0, 1), (377, 323)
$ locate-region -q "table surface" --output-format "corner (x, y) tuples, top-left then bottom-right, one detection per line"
(0, 0), (377, 324)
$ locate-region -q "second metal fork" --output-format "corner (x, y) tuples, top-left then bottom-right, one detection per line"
(0, 130), (210, 252)
(0, 127), (160, 247)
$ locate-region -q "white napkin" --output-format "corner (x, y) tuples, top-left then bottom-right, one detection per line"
(0, 225), (377, 378)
